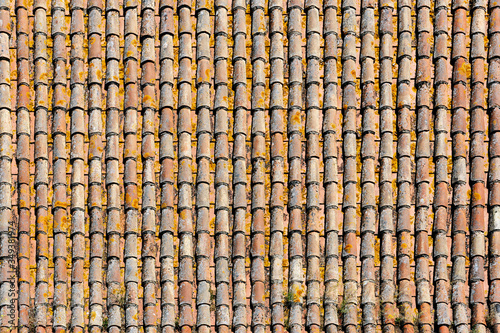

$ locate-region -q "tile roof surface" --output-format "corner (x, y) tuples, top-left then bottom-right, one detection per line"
(2, 0), (500, 331)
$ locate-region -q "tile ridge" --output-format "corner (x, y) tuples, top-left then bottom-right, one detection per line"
(322, 0), (341, 330)
(340, 0), (359, 330)
(231, 0), (249, 330)
(414, 0), (433, 330)
(104, 0), (123, 329)
(140, 0), (158, 330)
(87, 0), (105, 330)
(0, 0), (12, 329)
(378, 0), (396, 331)
(395, 0), (415, 330)
(450, 0), (470, 330)
(286, 0), (305, 330)
(359, 0), (377, 330)
(15, 0), (31, 329)
(250, 0), (268, 329)
(194, 0), (212, 329)
(468, 0), (487, 331)
(432, 0), (452, 329)
(305, 0), (322, 330)
(33, 0), (50, 329)
(177, 0), (195, 329)
(68, 0), (86, 328)
(488, 0), (500, 329)
(123, 0), (140, 329)
(213, 0), (231, 329)
(158, 0), (176, 330)
(268, 0), (285, 329)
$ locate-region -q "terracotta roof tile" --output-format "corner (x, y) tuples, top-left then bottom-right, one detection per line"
(490, 0), (500, 330)
(33, 0), (50, 329)
(433, 0), (453, 330)
(469, 1), (487, 332)
(415, 0), (432, 331)
(250, 0), (267, 331)
(141, 0), (158, 331)
(396, 0), (415, 330)
(4, 0), (500, 330)
(286, 0), (306, 332)
(323, 0), (340, 332)
(268, 0), (285, 330)
(0, 0), (11, 327)
(450, 0), (470, 331)
(105, 0), (123, 331)
(195, 0), (212, 330)
(159, 0), (176, 331)
(213, 0), (231, 330)
(340, 0), (359, 331)
(378, 0), (396, 332)
(176, 0), (196, 330)
(69, 0), (86, 330)
(123, 0), (140, 330)
(231, 0), (248, 331)
(359, 0), (377, 330)
(305, 1), (322, 331)
(15, 0), (31, 330)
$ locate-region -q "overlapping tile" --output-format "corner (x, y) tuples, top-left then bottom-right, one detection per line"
(87, 0), (105, 331)
(415, 0), (432, 330)
(286, 0), (305, 331)
(123, 0), (140, 330)
(395, 0), (415, 330)
(194, 0), (213, 330)
(304, 1), (322, 331)
(250, 0), (267, 330)
(15, 0), (31, 330)
(450, 0), (470, 330)
(340, 0), (359, 331)
(104, 0), (123, 330)
(0, 0), (11, 328)
(69, 0), (86, 330)
(489, 0), (500, 329)
(359, 0), (377, 330)
(268, 0), (285, 330)
(158, 0), (176, 331)
(470, 0), (488, 331)
(433, 0), (453, 329)
(213, 0), (231, 330)
(177, 0), (195, 329)
(322, 0), (341, 331)
(378, 0), (396, 331)
(33, 0), (50, 328)
(230, 0), (249, 330)
(140, 0), (158, 328)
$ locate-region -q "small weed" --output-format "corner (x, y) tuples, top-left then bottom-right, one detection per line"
(284, 316), (290, 331)
(340, 299), (348, 314)
(102, 316), (109, 331)
(175, 318), (180, 330)
(394, 314), (404, 328)
(284, 291), (293, 307)
(210, 289), (216, 312)
(116, 289), (126, 332)
(485, 309), (494, 326)
(338, 298), (348, 315)
(413, 314), (420, 327)
(28, 306), (36, 333)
